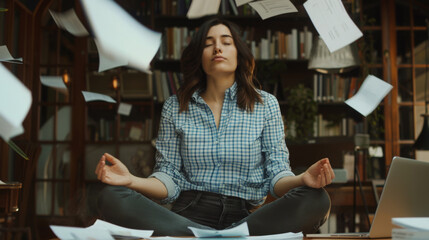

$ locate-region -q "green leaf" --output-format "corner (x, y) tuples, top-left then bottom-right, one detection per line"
(0, 8), (8, 12)
(8, 140), (29, 160)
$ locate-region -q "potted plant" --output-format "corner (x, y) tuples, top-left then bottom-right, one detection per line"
(284, 84), (318, 143)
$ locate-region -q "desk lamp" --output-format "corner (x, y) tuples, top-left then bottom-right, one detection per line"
(308, 37), (360, 74)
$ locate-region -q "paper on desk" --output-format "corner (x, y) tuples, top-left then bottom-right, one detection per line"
(186, 0), (221, 19)
(90, 219), (154, 238)
(249, 0), (297, 20)
(50, 225), (114, 240)
(0, 45), (23, 64)
(118, 102), (132, 116)
(82, 91), (116, 103)
(94, 39), (128, 72)
(189, 222), (249, 238)
(50, 219), (153, 240)
(40, 76), (68, 90)
(345, 75), (392, 117)
(304, 0), (363, 52)
(392, 217), (429, 231)
(49, 9), (89, 37)
(81, 0), (161, 73)
(148, 231), (303, 240)
(235, 0), (252, 7)
(0, 63), (32, 141)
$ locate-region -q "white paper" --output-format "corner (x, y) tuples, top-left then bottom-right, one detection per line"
(189, 222), (249, 238)
(392, 217), (429, 231)
(148, 231), (303, 240)
(345, 75), (392, 117)
(0, 180), (5, 184)
(0, 45), (23, 64)
(50, 219), (153, 240)
(247, 232), (303, 239)
(49, 9), (89, 37)
(94, 39), (128, 72)
(304, 0), (363, 52)
(118, 102), (132, 116)
(50, 225), (114, 240)
(81, 0), (161, 73)
(249, 0), (297, 20)
(186, 0), (221, 19)
(90, 219), (153, 238)
(0, 63), (32, 141)
(40, 76), (68, 90)
(82, 91), (116, 103)
(235, 0), (253, 7)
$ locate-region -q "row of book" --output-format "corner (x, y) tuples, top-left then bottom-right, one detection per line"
(249, 28), (313, 60)
(284, 115), (356, 140)
(152, 70), (183, 103)
(157, 26), (313, 61)
(313, 74), (360, 103)
(154, 0), (256, 16)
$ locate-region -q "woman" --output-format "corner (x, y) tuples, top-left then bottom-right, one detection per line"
(95, 17), (334, 236)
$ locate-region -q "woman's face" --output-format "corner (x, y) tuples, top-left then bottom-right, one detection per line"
(201, 24), (238, 78)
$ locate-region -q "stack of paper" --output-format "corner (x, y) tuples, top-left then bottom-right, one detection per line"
(392, 217), (429, 240)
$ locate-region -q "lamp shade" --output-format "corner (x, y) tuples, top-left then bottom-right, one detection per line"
(414, 114), (429, 150)
(308, 37), (360, 74)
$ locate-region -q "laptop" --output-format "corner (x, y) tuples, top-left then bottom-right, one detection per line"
(306, 156), (429, 239)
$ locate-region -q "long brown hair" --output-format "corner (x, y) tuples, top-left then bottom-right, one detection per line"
(178, 17), (262, 112)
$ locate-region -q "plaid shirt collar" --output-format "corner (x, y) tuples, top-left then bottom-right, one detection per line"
(191, 81), (238, 103)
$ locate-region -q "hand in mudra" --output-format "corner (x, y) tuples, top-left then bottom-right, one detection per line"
(301, 158), (335, 188)
(95, 153), (133, 186)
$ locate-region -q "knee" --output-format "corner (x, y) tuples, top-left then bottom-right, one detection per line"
(304, 187), (331, 214)
(288, 186), (331, 217)
(97, 185), (130, 213)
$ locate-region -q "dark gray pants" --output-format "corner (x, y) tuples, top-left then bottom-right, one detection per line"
(97, 186), (330, 236)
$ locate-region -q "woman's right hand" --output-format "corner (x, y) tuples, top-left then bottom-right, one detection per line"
(95, 153), (133, 186)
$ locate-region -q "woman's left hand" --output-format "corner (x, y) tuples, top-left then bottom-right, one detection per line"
(301, 158), (335, 188)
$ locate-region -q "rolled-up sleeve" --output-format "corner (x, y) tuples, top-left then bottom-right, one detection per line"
(261, 94), (295, 198)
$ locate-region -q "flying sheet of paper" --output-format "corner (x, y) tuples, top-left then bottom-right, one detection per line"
(235, 0), (253, 7)
(81, 0), (161, 73)
(40, 76), (68, 90)
(345, 75), (392, 117)
(0, 45), (23, 64)
(249, 0), (297, 20)
(189, 222), (249, 238)
(0, 63), (32, 141)
(392, 217), (429, 231)
(118, 102), (132, 116)
(186, 0), (221, 19)
(81, 91), (116, 103)
(49, 9), (89, 37)
(94, 39), (128, 72)
(304, 0), (363, 52)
